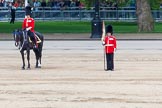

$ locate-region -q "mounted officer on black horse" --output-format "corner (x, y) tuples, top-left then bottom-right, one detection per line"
(13, 3), (44, 69)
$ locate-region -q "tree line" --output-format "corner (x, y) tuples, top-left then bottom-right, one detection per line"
(80, 0), (159, 32)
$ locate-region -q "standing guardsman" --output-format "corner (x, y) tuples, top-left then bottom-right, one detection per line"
(102, 21), (117, 71)
(10, 2), (16, 24)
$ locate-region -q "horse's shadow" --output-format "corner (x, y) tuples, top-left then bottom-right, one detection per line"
(13, 29), (44, 69)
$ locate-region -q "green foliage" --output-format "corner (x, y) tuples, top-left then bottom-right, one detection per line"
(80, 0), (94, 9)
(82, 0), (161, 10)
(149, 0), (161, 10)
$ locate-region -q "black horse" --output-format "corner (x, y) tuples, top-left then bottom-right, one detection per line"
(13, 29), (44, 69)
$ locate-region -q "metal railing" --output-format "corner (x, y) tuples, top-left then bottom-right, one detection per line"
(0, 7), (162, 21)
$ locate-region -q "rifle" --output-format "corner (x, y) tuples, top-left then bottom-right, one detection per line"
(101, 21), (107, 71)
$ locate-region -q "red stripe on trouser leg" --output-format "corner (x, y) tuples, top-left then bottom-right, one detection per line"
(34, 35), (38, 48)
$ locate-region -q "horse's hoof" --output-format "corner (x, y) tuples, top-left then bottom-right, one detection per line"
(38, 64), (41, 68)
(35, 66), (38, 68)
(35, 66), (41, 68)
(27, 67), (31, 70)
(21, 67), (25, 70)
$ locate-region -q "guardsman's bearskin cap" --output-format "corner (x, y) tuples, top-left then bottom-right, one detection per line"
(26, 12), (31, 16)
(25, 5), (32, 16)
(106, 25), (113, 34)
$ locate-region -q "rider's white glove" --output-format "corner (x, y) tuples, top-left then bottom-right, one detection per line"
(102, 41), (105, 45)
(26, 27), (32, 31)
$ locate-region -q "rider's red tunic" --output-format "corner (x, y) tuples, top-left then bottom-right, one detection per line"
(22, 17), (35, 32)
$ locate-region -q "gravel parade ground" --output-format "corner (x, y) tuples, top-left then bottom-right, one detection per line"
(0, 34), (162, 108)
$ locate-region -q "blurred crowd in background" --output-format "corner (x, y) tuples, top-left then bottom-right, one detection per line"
(0, 0), (127, 10)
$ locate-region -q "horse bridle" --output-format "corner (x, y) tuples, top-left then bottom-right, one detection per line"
(14, 31), (20, 47)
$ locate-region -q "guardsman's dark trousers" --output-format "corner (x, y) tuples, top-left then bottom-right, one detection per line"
(106, 53), (114, 70)
(27, 30), (37, 48)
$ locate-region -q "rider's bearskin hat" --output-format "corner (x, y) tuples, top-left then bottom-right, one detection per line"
(25, 5), (32, 16)
(26, 11), (31, 16)
(106, 25), (113, 34)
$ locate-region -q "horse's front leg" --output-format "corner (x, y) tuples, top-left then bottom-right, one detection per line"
(20, 50), (25, 70)
(27, 50), (30, 69)
(38, 49), (42, 68)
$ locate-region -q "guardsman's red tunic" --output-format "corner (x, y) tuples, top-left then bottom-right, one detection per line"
(22, 17), (35, 32)
(104, 35), (117, 53)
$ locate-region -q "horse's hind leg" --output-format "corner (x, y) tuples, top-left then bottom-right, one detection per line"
(27, 50), (30, 69)
(34, 49), (39, 68)
(39, 56), (41, 67)
(20, 51), (25, 70)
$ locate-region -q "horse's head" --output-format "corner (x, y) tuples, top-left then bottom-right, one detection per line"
(13, 29), (22, 47)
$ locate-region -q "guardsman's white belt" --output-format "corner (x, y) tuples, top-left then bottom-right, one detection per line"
(105, 44), (114, 46)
